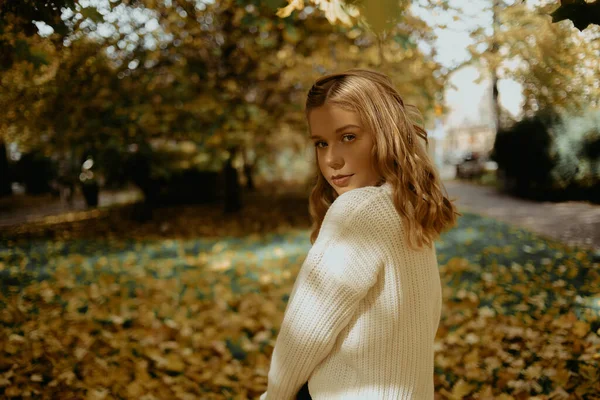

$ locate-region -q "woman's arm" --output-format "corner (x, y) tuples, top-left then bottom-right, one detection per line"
(259, 189), (388, 400)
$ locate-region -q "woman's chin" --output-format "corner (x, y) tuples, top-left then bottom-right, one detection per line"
(334, 186), (353, 196)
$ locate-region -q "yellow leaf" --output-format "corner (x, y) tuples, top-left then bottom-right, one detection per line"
(165, 353), (185, 373)
(440, 379), (476, 400)
(4, 386), (21, 397)
(126, 380), (145, 397)
(572, 320), (590, 338)
(86, 388), (109, 400)
(276, 0), (304, 18)
(525, 364), (543, 380)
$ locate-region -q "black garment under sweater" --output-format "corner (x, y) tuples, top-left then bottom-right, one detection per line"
(297, 382), (312, 400)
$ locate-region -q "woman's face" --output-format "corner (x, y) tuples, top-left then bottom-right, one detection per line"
(308, 104), (381, 196)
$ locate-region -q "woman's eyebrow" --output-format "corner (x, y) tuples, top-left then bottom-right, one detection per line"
(310, 124), (361, 140)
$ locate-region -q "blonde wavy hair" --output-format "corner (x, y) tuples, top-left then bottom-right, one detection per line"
(306, 68), (459, 250)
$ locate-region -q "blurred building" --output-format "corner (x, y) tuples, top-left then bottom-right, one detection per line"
(442, 124), (496, 162)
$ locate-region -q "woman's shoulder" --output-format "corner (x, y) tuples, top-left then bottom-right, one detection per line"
(315, 183), (399, 256)
(333, 182), (391, 208)
(325, 183), (395, 228)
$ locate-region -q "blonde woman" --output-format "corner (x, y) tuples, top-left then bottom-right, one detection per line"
(259, 69), (459, 400)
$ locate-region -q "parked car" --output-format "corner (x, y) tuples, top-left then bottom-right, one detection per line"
(455, 152), (497, 180)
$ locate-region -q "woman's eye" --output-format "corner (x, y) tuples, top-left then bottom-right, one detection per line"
(314, 134), (355, 148)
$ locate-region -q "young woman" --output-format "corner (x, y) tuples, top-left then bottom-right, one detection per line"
(259, 69), (459, 399)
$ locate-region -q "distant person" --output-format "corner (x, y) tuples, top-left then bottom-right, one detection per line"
(57, 159), (76, 207)
(259, 69), (460, 400)
(223, 146), (242, 213)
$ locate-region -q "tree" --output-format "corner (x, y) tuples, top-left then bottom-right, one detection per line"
(1, 0), (448, 197)
(468, 1), (600, 120)
(0, 0), (75, 196)
(279, 0), (600, 117)
(274, 0), (449, 122)
(0, 0), (74, 72)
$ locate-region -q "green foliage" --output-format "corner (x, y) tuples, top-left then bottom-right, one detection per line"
(469, 1), (600, 117)
(1, 0), (447, 178)
(278, 0), (420, 34)
(148, 140), (225, 177)
(551, 109), (600, 192)
(262, 0), (289, 12)
(80, 7), (104, 24)
(347, 0), (408, 33)
(0, 0), (74, 70)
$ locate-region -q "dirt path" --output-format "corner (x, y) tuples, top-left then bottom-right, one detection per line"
(0, 189), (142, 228)
(444, 180), (600, 251)
(2, 180), (599, 251)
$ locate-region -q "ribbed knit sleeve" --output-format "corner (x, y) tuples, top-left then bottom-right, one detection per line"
(259, 188), (389, 400)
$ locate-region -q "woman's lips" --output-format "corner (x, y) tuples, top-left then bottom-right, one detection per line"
(332, 174), (353, 186)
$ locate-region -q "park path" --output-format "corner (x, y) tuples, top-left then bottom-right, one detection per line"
(1, 179), (598, 251)
(0, 188), (142, 229)
(444, 180), (600, 251)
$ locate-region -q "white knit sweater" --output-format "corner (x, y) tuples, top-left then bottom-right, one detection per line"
(259, 182), (442, 400)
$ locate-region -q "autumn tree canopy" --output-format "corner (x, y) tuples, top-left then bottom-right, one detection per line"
(0, 0), (447, 166)
(468, 0), (600, 118)
(7, 0), (597, 168)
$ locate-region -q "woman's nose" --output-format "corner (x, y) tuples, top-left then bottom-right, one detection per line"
(325, 147), (344, 169)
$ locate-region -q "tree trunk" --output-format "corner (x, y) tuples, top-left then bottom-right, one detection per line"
(491, 0), (501, 134)
(244, 162), (255, 192)
(223, 148), (242, 213)
(0, 140), (12, 197)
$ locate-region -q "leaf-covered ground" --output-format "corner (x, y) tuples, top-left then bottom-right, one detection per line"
(0, 193), (599, 399)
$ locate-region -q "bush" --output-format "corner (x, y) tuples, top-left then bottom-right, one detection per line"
(551, 109), (600, 202)
(99, 145), (129, 189)
(126, 141), (223, 206)
(14, 151), (57, 195)
(492, 109), (600, 203)
(491, 111), (559, 199)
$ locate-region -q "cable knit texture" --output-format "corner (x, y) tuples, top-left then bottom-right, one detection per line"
(259, 182), (442, 400)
